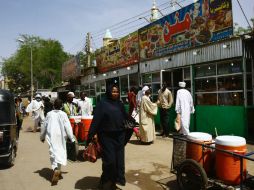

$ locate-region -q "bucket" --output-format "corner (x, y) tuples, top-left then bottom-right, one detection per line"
(69, 116), (76, 131)
(186, 132), (213, 174)
(69, 116), (81, 137)
(79, 116), (93, 141)
(215, 135), (247, 185)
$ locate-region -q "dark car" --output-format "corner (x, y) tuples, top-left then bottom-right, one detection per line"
(0, 89), (18, 167)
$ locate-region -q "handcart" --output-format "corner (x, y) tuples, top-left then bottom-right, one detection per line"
(67, 115), (93, 161)
(171, 133), (254, 190)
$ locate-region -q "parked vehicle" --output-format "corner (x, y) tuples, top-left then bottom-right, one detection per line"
(0, 89), (18, 167)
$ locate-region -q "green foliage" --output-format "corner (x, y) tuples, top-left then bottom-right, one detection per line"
(234, 18), (254, 35)
(76, 51), (96, 69)
(1, 34), (71, 94)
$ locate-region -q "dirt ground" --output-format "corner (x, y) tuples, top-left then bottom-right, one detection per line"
(0, 116), (253, 190)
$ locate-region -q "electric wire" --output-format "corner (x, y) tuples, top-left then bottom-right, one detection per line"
(69, 0), (190, 53)
(90, 1), (171, 36)
(91, 0), (188, 40)
(90, 0), (189, 50)
(236, 0), (253, 30)
(70, 0), (251, 54)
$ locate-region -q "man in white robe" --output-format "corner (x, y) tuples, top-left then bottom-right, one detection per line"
(26, 94), (45, 132)
(175, 82), (195, 135)
(40, 99), (75, 185)
(77, 92), (93, 116)
(139, 86), (158, 143)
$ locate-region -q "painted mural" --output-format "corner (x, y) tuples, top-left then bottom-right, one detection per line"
(96, 32), (139, 73)
(119, 31), (139, 67)
(95, 40), (121, 73)
(139, 0), (233, 61)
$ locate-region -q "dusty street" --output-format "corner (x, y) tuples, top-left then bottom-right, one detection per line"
(0, 116), (177, 190)
(0, 116), (254, 190)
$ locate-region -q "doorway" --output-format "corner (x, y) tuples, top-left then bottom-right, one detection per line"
(106, 77), (119, 90)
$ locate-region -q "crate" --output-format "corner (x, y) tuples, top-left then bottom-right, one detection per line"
(171, 134), (186, 173)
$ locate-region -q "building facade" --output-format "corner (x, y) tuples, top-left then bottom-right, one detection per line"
(62, 0), (254, 140)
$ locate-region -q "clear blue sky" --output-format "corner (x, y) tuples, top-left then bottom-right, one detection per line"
(0, 0), (253, 61)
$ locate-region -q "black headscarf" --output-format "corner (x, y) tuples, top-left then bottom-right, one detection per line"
(105, 84), (120, 100)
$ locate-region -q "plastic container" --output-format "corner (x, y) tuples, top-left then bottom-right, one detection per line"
(215, 135), (247, 185)
(186, 132), (213, 174)
(79, 116), (93, 141)
(69, 116), (75, 130)
(69, 116), (81, 137)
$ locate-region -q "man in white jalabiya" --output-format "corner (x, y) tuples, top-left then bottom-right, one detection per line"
(139, 86), (158, 144)
(26, 94), (45, 132)
(77, 92), (93, 116)
(40, 99), (75, 186)
(175, 82), (195, 135)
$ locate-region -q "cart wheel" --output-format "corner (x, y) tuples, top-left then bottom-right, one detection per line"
(177, 159), (208, 190)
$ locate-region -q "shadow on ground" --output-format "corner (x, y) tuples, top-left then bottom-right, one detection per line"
(128, 139), (145, 145)
(75, 176), (100, 190)
(24, 127), (39, 133)
(125, 163), (178, 190)
(34, 167), (67, 184)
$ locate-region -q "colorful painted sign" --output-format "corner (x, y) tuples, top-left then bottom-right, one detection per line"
(96, 40), (120, 73)
(96, 32), (139, 73)
(139, 0), (233, 61)
(119, 31), (139, 67)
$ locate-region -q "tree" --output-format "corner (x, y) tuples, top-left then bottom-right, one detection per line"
(1, 34), (71, 95)
(234, 17), (254, 35)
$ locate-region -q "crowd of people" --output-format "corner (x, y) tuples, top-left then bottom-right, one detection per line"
(16, 81), (194, 189)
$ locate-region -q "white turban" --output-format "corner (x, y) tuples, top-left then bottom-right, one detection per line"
(142, 86), (149, 95)
(67, 91), (75, 98)
(35, 94), (41, 98)
(179, 82), (186, 88)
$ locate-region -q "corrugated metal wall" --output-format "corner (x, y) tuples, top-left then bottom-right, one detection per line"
(140, 37), (243, 73)
(81, 64), (138, 84)
(81, 38), (245, 84)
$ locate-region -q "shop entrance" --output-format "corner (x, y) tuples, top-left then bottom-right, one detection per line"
(162, 67), (191, 99)
(106, 77), (119, 90)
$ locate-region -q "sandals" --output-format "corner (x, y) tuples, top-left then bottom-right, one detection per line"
(51, 169), (61, 186)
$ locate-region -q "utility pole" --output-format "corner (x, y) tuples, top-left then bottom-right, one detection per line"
(85, 32), (91, 67)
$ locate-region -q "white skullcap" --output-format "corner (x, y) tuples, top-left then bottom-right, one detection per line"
(35, 94), (41, 98)
(179, 82), (186, 88)
(142, 86), (149, 95)
(67, 91), (75, 97)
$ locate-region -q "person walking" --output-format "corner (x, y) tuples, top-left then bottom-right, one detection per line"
(15, 97), (23, 137)
(139, 86), (158, 144)
(26, 94), (45, 132)
(88, 84), (129, 190)
(43, 95), (53, 117)
(77, 92), (93, 116)
(40, 99), (75, 186)
(157, 82), (173, 137)
(175, 82), (195, 135)
(127, 87), (137, 117)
